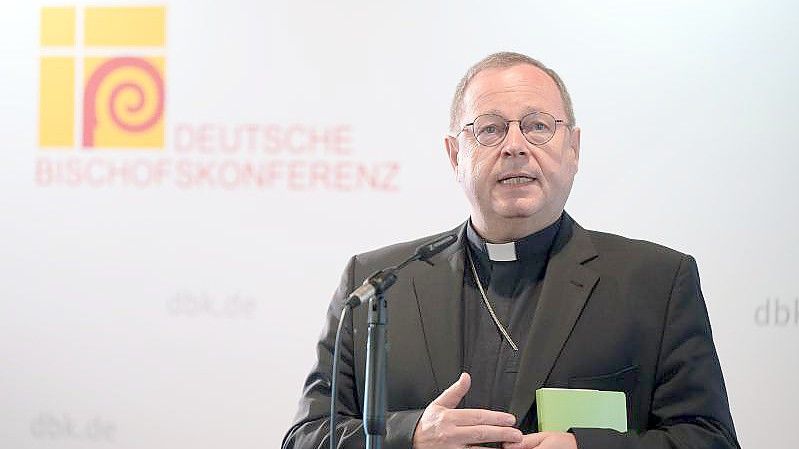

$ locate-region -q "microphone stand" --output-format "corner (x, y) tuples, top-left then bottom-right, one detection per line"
(357, 269), (399, 449)
(329, 234), (456, 449)
(364, 290), (387, 449)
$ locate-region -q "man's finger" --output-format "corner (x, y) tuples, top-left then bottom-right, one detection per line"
(431, 372), (471, 408)
(449, 408), (516, 427)
(502, 432), (547, 449)
(453, 424), (523, 445)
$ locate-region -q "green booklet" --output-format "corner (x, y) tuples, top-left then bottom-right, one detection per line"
(536, 388), (627, 432)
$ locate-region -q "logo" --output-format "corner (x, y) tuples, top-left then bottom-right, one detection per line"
(35, 6), (401, 191)
(30, 412), (116, 442)
(167, 290), (258, 319)
(754, 297), (799, 327)
(39, 6), (165, 149)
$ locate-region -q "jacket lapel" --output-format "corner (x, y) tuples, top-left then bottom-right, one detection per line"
(411, 224), (467, 394)
(508, 214), (599, 422)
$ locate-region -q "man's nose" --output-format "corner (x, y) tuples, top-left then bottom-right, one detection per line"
(501, 121), (530, 157)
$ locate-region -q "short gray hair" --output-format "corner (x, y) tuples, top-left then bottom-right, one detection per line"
(449, 52), (576, 133)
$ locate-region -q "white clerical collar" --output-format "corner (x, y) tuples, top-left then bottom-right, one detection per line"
(465, 215), (564, 263)
(484, 242), (517, 262)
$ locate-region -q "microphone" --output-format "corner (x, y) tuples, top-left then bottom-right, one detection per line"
(346, 278), (381, 308)
(345, 234), (457, 307)
(415, 233), (458, 264)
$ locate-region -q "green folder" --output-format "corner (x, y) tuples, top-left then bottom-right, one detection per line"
(536, 388), (627, 432)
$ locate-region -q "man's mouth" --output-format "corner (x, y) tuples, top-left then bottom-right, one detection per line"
(498, 175), (536, 185)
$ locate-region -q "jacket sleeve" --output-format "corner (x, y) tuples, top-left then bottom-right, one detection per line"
(571, 255), (740, 449)
(281, 256), (425, 449)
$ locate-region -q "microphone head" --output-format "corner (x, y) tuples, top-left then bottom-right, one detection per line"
(415, 234), (457, 261)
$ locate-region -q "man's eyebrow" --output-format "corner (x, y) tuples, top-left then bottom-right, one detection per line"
(476, 107), (543, 117)
(467, 108), (507, 119)
(520, 106), (543, 115)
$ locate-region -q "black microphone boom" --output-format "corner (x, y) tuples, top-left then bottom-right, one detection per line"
(414, 233), (458, 265)
(346, 234), (457, 307)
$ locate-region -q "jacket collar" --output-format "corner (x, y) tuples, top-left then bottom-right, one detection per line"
(412, 212), (599, 420)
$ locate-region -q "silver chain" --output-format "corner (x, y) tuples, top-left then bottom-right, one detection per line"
(466, 249), (519, 351)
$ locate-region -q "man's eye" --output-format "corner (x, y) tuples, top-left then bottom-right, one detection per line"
(479, 125), (499, 135)
(525, 122), (550, 133)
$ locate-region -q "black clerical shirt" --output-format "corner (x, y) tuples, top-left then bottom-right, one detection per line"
(461, 215), (562, 412)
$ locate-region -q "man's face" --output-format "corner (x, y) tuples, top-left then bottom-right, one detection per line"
(446, 64), (580, 235)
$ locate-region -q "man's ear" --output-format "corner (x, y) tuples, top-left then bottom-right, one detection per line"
(445, 135), (460, 174)
(569, 126), (581, 172)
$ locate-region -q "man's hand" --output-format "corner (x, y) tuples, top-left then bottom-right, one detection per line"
(502, 432), (577, 449)
(412, 372), (523, 449)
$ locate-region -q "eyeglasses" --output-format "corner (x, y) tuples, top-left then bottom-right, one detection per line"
(454, 112), (569, 147)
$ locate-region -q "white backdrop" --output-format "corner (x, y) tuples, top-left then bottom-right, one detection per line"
(1, 1), (798, 448)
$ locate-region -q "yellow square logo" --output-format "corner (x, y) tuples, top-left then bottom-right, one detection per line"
(39, 6), (166, 149)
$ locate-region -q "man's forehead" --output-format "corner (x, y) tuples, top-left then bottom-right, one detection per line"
(463, 64), (564, 116)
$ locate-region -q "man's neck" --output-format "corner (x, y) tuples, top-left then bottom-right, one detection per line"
(471, 212), (563, 243)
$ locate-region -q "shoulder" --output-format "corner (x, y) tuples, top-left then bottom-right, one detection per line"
(581, 226), (694, 281)
(588, 228), (687, 261)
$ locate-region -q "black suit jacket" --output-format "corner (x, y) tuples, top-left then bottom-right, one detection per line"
(282, 213), (739, 449)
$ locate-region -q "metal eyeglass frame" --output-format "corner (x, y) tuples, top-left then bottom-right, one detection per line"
(453, 111), (570, 146)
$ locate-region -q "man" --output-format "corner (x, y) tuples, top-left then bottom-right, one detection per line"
(282, 52), (739, 449)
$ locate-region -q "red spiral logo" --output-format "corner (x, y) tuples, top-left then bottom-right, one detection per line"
(82, 57), (164, 148)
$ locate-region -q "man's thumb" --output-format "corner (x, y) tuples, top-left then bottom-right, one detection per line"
(432, 372), (471, 408)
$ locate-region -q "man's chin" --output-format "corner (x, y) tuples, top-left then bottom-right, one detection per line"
(489, 198), (544, 217)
